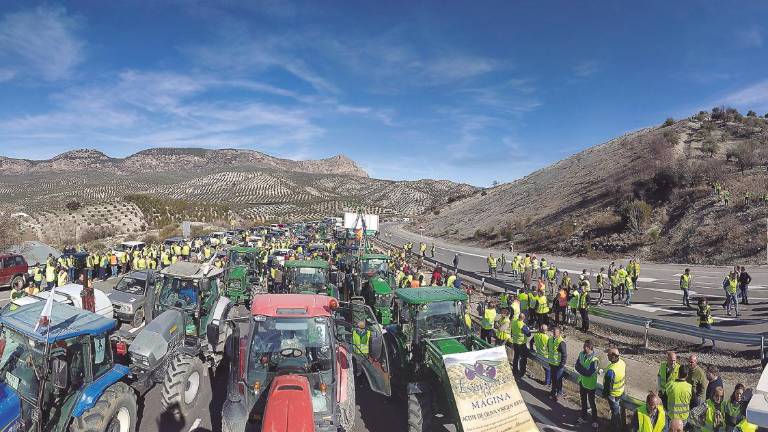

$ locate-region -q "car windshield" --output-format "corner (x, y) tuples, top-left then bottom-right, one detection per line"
(375, 292), (393, 308)
(0, 328), (43, 402)
(158, 276), (198, 310)
(289, 267), (327, 289)
(415, 300), (465, 339)
(229, 251), (253, 266)
(361, 259), (387, 274)
(114, 277), (146, 295)
(248, 317), (332, 378)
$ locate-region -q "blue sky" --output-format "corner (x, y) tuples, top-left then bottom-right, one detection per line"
(0, 1), (766, 186)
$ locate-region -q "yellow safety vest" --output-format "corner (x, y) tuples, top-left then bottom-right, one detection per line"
(680, 274), (690, 289)
(636, 404), (666, 432)
(547, 336), (564, 366)
(702, 399), (724, 432)
(727, 277), (738, 294)
(481, 308), (496, 330)
(533, 333), (549, 358)
(658, 361), (680, 392)
(536, 293), (550, 314)
(606, 359), (626, 397)
(519, 292), (529, 311)
(352, 329), (370, 355)
(495, 316), (510, 342)
(45, 265), (56, 282)
(577, 352), (599, 390)
(511, 301), (521, 320)
(736, 419), (758, 432)
(509, 318), (526, 345)
(464, 313), (472, 328)
(666, 381), (692, 420)
(57, 271), (67, 287)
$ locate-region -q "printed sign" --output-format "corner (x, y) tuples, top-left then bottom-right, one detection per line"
(443, 346), (538, 432)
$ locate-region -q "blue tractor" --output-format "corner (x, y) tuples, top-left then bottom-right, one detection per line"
(0, 301), (136, 432)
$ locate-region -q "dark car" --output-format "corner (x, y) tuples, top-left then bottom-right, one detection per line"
(0, 254), (28, 290)
(107, 270), (158, 327)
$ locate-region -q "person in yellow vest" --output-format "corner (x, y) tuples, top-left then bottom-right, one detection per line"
(494, 308), (511, 347)
(45, 263), (57, 290)
(603, 348), (626, 431)
(487, 254), (497, 278)
(547, 326), (566, 401)
(32, 265), (43, 288)
(419, 242), (426, 257)
(464, 311), (472, 329)
(480, 300), (497, 344)
(666, 365), (692, 423)
(446, 272), (456, 288)
(510, 295), (521, 321)
(725, 272), (739, 317)
(509, 313), (531, 377)
(24, 281), (39, 296)
(203, 245), (212, 260)
(529, 324), (550, 385)
(629, 258), (641, 290)
(596, 267), (606, 305)
(66, 255), (76, 282)
(632, 392), (666, 432)
(352, 320), (370, 356)
(700, 386), (725, 432)
(518, 290), (529, 321)
(57, 267), (68, 287)
(575, 339), (600, 428)
(213, 257), (224, 268)
(697, 298), (716, 347)
(147, 256), (157, 270)
(535, 287), (550, 328)
(680, 268), (692, 308)
(625, 274), (635, 306)
(182, 243), (191, 261)
(617, 264), (628, 301)
(723, 384), (748, 431)
(161, 251), (171, 268)
(136, 256), (147, 270)
(658, 351), (680, 408)
(119, 252), (128, 274)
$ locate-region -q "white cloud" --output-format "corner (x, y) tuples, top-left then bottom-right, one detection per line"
(736, 26), (763, 48)
(0, 6), (84, 81)
(573, 60), (599, 78)
(720, 79), (768, 109)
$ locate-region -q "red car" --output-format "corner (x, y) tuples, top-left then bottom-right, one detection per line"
(0, 254), (28, 290)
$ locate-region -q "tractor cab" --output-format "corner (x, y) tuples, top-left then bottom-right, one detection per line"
(283, 260), (338, 298)
(0, 302), (134, 432)
(154, 262), (223, 338)
(222, 294), (390, 432)
(360, 277), (394, 325)
(224, 247), (262, 305)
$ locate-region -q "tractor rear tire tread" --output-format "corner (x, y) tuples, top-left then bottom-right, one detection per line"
(161, 355), (205, 417)
(69, 382), (137, 432)
(407, 390), (432, 432)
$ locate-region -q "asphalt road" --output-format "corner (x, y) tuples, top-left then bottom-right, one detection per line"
(381, 223), (768, 336)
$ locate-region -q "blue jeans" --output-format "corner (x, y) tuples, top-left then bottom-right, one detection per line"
(68, 268), (75, 282)
(607, 395), (622, 429)
(99, 267), (106, 280)
(550, 365), (564, 396)
(111, 265), (118, 278)
(725, 293), (739, 315)
(625, 289), (633, 305)
(682, 288), (689, 306)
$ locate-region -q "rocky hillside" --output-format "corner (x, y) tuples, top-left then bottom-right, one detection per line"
(0, 147), (369, 177)
(0, 148), (477, 246)
(413, 108), (768, 265)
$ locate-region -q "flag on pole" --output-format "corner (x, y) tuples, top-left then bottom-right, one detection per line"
(34, 285), (56, 333)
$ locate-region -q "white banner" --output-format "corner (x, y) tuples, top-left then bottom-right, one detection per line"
(443, 346), (538, 432)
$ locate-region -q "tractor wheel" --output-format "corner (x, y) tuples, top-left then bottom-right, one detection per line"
(161, 355), (205, 417)
(131, 308), (144, 328)
(407, 390), (433, 432)
(69, 382), (137, 432)
(10, 275), (24, 291)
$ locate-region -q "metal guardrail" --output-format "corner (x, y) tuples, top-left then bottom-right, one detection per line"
(374, 237), (768, 364)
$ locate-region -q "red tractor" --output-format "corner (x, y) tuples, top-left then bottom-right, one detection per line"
(222, 294), (391, 432)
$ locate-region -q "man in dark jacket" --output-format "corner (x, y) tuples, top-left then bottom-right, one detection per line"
(738, 266), (751, 305)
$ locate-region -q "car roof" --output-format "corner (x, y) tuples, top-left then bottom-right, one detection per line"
(0, 301), (116, 343)
(361, 253), (389, 260)
(121, 241), (145, 246)
(395, 287), (468, 304)
(284, 260), (329, 269)
(160, 261), (223, 279)
(250, 294), (333, 318)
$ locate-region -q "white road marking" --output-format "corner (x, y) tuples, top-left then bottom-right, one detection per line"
(637, 277), (658, 283)
(188, 418), (201, 432)
(128, 324), (145, 334)
(626, 304), (737, 322)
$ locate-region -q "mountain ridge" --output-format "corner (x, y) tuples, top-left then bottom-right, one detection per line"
(0, 147), (369, 178)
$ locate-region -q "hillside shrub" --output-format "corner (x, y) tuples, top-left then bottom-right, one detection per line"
(648, 227), (660, 242)
(559, 220), (576, 238)
(735, 141), (758, 172)
(701, 137), (720, 158)
(159, 224), (180, 239)
(499, 222), (515, 241)
(621, 200), (652, 233)
(747, 110), (757, 117)
(725, 147), (737, 161)
(65, 201), (81, 211)
(663, 117), (675, 127)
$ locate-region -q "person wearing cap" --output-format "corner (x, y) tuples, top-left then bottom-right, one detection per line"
(603, 348), (627, 430)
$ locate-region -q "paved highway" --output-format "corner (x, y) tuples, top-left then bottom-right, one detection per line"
(381, 223), (768, 336)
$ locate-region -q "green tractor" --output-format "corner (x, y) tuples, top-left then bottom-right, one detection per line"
(359, 276), (394, 325)
(282, 260), (339, 298)
(223, 246), (263, 305)
(385, 287), (491, 432)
